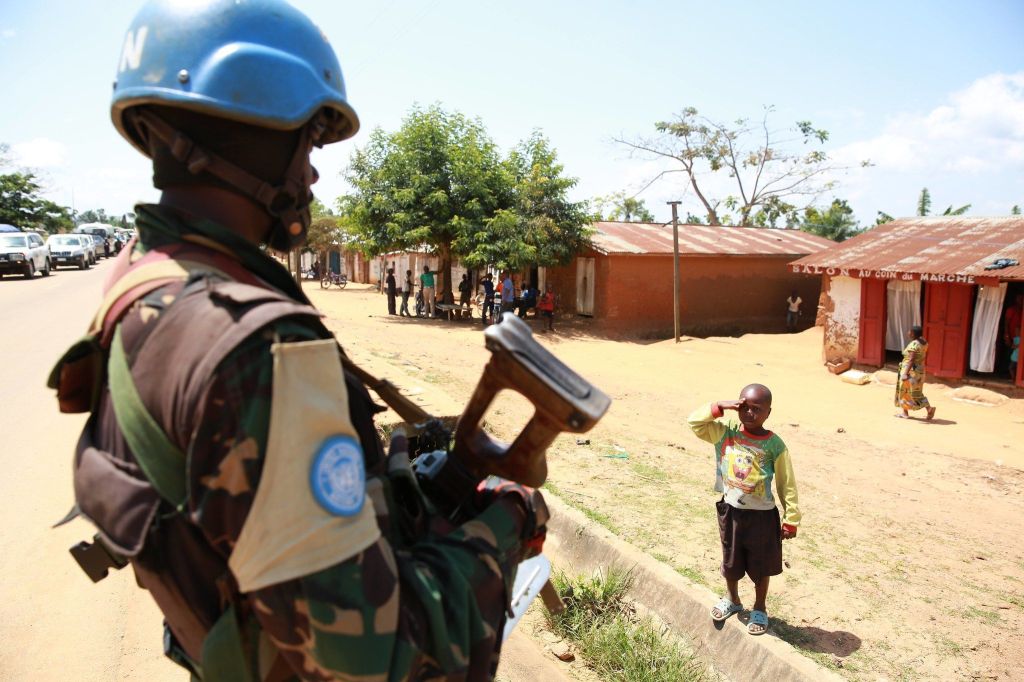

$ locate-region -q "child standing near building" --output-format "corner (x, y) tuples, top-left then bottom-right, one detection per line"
(537, 285), (556, 332)
(687, 384), (800, 635)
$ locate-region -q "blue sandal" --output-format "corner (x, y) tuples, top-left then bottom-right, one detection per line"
(711, 597), (742, 622)
(748, 609), (769, 635)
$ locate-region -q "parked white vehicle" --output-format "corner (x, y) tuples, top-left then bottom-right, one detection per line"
(47, 234), (93, 270)
(0, 232), (51, 279)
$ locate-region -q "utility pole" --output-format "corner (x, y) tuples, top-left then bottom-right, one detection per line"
(668, 201), (682, 343)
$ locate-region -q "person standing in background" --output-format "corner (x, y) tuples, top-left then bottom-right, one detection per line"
(400, 269), (413, 316)
(785, 290), (802, 332)
(385, 268), (397, 315)
(420, 264), (437, 318)
(500, 270), (515, 316)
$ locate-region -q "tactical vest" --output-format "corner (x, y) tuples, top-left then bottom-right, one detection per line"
(50, 240), (391, 680)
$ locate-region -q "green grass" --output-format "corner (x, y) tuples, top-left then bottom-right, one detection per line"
(934, 635), (965, 658)
(673, 565), (709, 588)
(542, 481), (621, 534)
(547, 568), (708, 682)
(631, 462), (668, 482)
(954, 606), (1002, 624)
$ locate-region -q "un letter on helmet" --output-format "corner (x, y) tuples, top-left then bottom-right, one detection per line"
(119, 26), (148, 73)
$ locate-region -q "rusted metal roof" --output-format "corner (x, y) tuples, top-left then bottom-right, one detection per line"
(790, 216), (1024, 281)
(589, 221), (835, 257)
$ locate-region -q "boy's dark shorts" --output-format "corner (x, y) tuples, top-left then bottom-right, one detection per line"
(716, 499), (783, 581)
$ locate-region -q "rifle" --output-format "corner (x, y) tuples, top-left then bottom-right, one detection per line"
(348, 314), (611, 618)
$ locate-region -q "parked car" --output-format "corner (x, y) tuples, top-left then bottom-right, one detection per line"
(46, 234), (92, 270)
(86, 234), (105, 262)
(0, 231), (51, 279)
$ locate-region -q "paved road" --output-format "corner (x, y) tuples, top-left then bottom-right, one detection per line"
(0, 258), (566, 681)
(0, 258), (171, 681)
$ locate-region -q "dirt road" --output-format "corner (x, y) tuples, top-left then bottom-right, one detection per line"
(312, 283), (1024, 681)
(0, 266), (566, 681)
(4, 266), (1019, 681)
(0, 260), (170, 680)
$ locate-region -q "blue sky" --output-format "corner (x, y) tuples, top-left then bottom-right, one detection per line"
(2, 0), (1022, 227)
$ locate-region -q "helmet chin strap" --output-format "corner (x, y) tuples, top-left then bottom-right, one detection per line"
(127, 108), (325, 251)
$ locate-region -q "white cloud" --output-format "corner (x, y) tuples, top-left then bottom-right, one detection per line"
(12, 137), (68, 168)
(835, 72), (1024, 175)
(1, 29), (15, 40)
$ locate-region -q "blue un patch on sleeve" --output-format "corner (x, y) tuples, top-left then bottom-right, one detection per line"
(310, 435), (366, 516)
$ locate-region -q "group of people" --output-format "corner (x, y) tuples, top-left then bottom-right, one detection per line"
(383, 266), (557, 330)
(383, 264), (436, 317)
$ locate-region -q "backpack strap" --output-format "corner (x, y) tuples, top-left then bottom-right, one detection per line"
(49, 242), (270, 414)
(92, 239), (265, 347)
(108, 323), (189, 507)
(109, 279), (322, 508)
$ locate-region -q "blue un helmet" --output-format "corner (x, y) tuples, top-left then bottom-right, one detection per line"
(110, 0), (359, 249)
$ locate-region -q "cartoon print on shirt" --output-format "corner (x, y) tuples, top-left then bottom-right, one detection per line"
(723, 443), (766, 495)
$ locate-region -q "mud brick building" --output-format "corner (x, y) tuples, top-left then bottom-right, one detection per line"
(790, 216), (1024, 386)
(539, 221), (833, 337)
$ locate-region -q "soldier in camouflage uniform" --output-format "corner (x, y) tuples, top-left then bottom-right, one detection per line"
(50, 1), (547, 679)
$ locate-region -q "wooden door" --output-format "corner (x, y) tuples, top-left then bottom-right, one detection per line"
(923, 282), (974, 378)
(575, 257), (595, 316)
(857, 278), (887, 366)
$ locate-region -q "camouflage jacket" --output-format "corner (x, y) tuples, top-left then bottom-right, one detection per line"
(77, 204), (528, 681)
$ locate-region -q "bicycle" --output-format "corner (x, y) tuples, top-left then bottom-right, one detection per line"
(320, 272), (348, 289)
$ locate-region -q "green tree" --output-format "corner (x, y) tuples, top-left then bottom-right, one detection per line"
(915, 187), (970, 217)
(799, 199), (861, 242)
(1012, 205), (1021, 215)
(916, 187), (931, 217)
(0, 171), (44, 226)
(616, 106), (866, 226)
(458, 131), (589, 272)
(875, 211), (895, 225)
(344, 107), (588, 300)
(344, 105), (509, 303)
(0, 143), (74, 233)
(76, 208), (109, 224)
(36, 199), (74, 234)
(750, 196), (799, 229)
(593, 191), (655, 222)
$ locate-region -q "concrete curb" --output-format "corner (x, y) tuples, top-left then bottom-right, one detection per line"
(496, 629), (573, 682)
(543, 495), (843, 682)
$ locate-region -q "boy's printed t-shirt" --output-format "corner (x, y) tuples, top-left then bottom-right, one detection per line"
(687, 403), (801, 527)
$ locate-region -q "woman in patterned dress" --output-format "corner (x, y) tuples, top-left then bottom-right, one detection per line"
(895, 325), (937, 420)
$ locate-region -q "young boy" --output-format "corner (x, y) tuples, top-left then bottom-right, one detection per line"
(688, 384), (800, 635)
(537, 285), (556, 332)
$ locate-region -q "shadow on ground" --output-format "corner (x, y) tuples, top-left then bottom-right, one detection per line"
(762, 615), (863, 657)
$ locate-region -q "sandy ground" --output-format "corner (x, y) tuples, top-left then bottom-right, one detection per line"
(311, 283), (1024, 682)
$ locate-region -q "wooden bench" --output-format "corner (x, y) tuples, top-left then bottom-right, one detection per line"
(435, 303), (473, 320)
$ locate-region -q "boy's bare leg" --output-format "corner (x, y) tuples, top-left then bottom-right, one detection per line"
(726, 578), (741, 605)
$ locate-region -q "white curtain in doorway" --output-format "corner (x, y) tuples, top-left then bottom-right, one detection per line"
(885, 280), (922, 351)
(969, 283), (1007, 373)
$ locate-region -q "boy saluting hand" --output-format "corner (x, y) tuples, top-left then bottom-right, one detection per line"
(688, 384), (800, 635)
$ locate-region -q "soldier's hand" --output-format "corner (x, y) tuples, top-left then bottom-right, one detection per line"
(475, 478), (549, 559)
